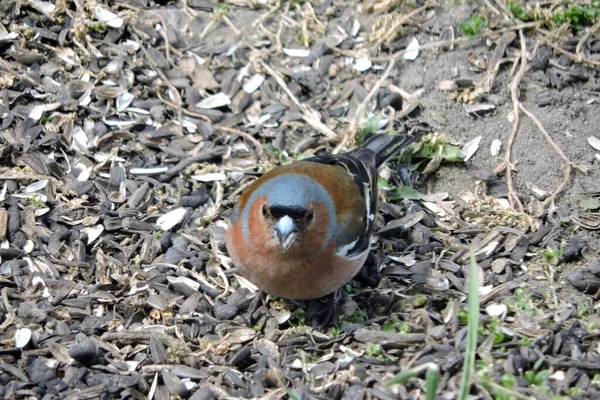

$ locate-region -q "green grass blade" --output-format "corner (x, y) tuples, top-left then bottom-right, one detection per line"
(385, 362), (440, 399)
(425, 363), (440, 400)
(458, 256), (480, 400)
(384, 368), (419, 386)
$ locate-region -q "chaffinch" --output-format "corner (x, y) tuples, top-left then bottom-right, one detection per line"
(226, 133), (415, 300)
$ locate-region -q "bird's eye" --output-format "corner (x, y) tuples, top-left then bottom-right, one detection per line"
(307, 209), (314, 221)
(262, 204), (268, 217)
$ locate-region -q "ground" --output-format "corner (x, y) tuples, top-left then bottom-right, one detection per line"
(1, 0), (600, 399)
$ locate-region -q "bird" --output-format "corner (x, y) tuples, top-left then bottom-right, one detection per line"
(226, 133), (415, 301)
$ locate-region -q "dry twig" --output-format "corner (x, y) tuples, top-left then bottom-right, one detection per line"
(252, 2), (281, 27)
(156, 91), (212, 122)
(519, 104), (573, 211)
(222, 14), (242, 37)
(467, 31), (517, 102)
(155, 13), (174, 64)
(388, 85), (424, 119)
(217, 126), (264, 157)
(260, 60), (336, 138)
(498, 30), (528, 212)
(371, 2), (432, 49)
(0, 59), (39, 86)
(541, 34), (600, 67)
(576, 21), (600, 62)
(370, 20), (542, 62)
(482, 0), (502, 16)
(159, 147), (228, 181)
(333, 58), (396, 154)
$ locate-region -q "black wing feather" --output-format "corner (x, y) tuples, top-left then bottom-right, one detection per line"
(305, 133), (414, 259)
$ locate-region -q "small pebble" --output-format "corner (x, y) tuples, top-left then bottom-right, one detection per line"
(28, 359), (56, 385)
(68, 338), (98, 366)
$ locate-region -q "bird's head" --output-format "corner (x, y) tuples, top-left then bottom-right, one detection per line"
(238, 172), (336, 255)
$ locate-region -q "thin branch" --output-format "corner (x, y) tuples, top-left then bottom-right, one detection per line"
(156, 91), (213, 122)
(372, 2), (433, 49)
(492, 0), (515, 21)
(542, 35), (600, 67)
(259, 60), (300, 107)
(502, 30), (528, 213)
(0, 59), (39, 86)
(252, 1), (281, 27)
(519, 104), (573, 209)
(482, 0), (502, 16)
(222, 14), (242, 37)
(216, 126), (264, 157)
(388, 85), (424, 119)
(370, 20), (542, 62)
(260, 60), (336, 138)
(155, 13), (174, 64)
(467, 31), (517, 102)
(333, 58), (396, 154)
(576, 21), (600, 61)
(159, 146), (228, 182)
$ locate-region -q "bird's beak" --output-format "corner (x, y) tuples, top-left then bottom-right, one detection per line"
(274, 215), (297, 253)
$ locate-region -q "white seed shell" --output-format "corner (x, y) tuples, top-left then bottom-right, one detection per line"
(0, 23), (18, 41)
(157, 208), (187, 231)
(490, 139), (501, 156)
(196, 92), (231, 109)
(28, 105), (44, 121)
(28, 0), (56, 17)
(282, 48), (311, 58)
(95, 6), (124, 29)
(460, 136), (482, 161)
(352, 57), (372, 72)
(350, 20), (360, 37)
(243, 74), (265, 94)
(24, 180), (48, 193)
(588, 136), (600, 151)
(72, 127), (89, 154)
(129, 167), (169, 175)
(486, 303), (507, 319)
(15, 328), (32, 349)
(116, 92), (135, 112)
(404, 37), (420, 61)
(191, 172), (226, 182)
(82, 225), (104, 244)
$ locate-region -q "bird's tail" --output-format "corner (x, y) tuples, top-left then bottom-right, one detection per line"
(360, 133), (415, 168)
